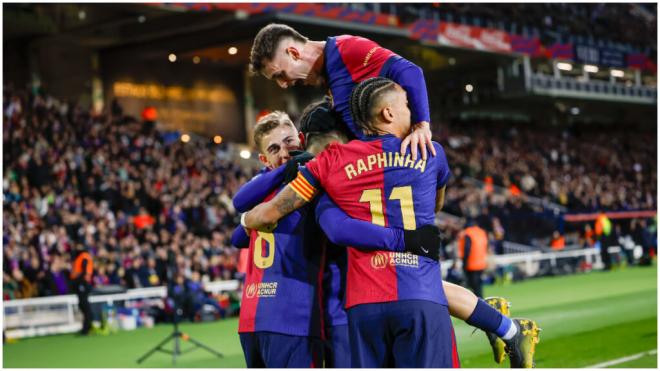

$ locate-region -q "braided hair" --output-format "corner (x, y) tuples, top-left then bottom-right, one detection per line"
(349, 77), (398, 136)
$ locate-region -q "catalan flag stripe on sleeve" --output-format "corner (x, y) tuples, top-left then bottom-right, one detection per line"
(289, 172), (317, 201)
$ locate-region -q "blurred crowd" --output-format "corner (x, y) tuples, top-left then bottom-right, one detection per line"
(3, 87), (257, 301)
(3, 86), (657, 300)
(388, 3), (656, 54)
(436, 118), (657, 244)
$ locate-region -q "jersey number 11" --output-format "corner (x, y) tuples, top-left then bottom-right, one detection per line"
(359, 186), (417, 230)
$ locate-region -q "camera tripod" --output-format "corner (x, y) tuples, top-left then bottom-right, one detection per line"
(136, 305), (223, 365)
(137, 253), (223, 365)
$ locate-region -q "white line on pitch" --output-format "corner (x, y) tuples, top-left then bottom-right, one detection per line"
(584, 349), (657, 368)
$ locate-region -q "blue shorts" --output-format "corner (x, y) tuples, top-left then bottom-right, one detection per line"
(347, 300), (460, 368)
(239, 332), (323, 368)
(324, 324), (351, 368)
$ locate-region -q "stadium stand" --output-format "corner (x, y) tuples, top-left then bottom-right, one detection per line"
(4, 84), (656, 301)
(371, 3), (656, 55)
(3, 86), (255, 301)
(2, 4), (656, 318)
(437, 117), (657, 244)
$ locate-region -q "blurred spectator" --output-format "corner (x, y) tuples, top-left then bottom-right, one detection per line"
(437, 118), (656, 245)
(70, 244), (93, 335)
(187, 270), (225, 319)
(41, 254), (71, 296)
(3, 87), (256, 300)
(550, 231), (566, 251)
(457, 220), (490, 298)
(10, 268), (38, 299)
(491, 217), (505, 255)
(393, 4), (656, 56)
(595, 212), (614, 270)
(582, 224), (595, 248)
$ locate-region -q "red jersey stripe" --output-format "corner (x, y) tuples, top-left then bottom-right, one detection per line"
(451, 325), (461, 368)
(238, 229), (264, 333)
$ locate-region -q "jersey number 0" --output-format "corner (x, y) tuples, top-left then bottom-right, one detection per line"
(253, 231), (275, 269)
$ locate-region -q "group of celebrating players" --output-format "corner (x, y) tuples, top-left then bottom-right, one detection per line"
(232, 23), (541, 368)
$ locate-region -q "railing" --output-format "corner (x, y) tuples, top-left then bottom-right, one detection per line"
(442, 245), (619, 277)
(501, 241), (540, 254)
(3, 280), (240, 339)
(530, 73), (657, 104)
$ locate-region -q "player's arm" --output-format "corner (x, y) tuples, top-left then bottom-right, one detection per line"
(316, 193), (404, 251)
(316, 193), (441, 259)
(434, 142), (451, 213)
(233, 165), (287, 213)
(383, 56), (435, 161)
(243, 182), (311, 231)
(230, 226), (250, 249)
(242, 147), (336, 231)
(436, 186), (447, 213)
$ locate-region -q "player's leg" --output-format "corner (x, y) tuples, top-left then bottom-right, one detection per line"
(443, 282), (541, 367)
(504, 318), (541, 368)
(444, 281), (513, 334)
(238, 332), (266, 368)
(443, 281), (514, 364)
(347, 304), (391, 367)
(389, 300), (458, 368)
(325, 324), (351, 368)
(484, 296), (511, 364)
(258, 332), (323, 368)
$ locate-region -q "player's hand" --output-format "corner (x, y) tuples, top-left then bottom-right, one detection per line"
(400, 121), (436, 161)
(403, 224), (441, 260)
(242, 212), (278, 233)
(283, 150), (315, 183)
(261, 223), (277, 233)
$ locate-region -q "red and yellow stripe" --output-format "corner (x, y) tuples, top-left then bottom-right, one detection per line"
(289, 173), (317, 202)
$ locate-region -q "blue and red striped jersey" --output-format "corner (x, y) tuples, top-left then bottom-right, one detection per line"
(324, 35), (431, 139)
(238, 188), (325, 337)
(290, 135), (451, 308)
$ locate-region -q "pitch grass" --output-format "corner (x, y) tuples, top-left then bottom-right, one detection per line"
(3, 265), (656, 368)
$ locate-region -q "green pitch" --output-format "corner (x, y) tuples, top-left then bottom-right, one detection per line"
(4, 265), (657, 368)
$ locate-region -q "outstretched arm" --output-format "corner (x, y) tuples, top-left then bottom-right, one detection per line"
(316, 194), (441, 259)
(233, 166), (286, 213)
(243, 185), (309, 231)
(316, 193), (405, 251)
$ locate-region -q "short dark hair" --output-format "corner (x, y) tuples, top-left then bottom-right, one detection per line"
(298, 97), (352, 147)
(349, 77), (398, 136)
(249, 23), (308, 75)
(253, 111), (295, 152)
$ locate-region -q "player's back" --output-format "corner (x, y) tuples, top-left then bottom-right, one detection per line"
(299, 134), (451, 308)
(324, 35), (397, 139)
(238, 189), (323, 337)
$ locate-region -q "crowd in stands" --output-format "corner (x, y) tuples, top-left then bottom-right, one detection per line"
(435, 118), (657, 245)
(3, 86), (657, 300)
(352, 3), (656, 55)
(3, 87), (257, 302)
